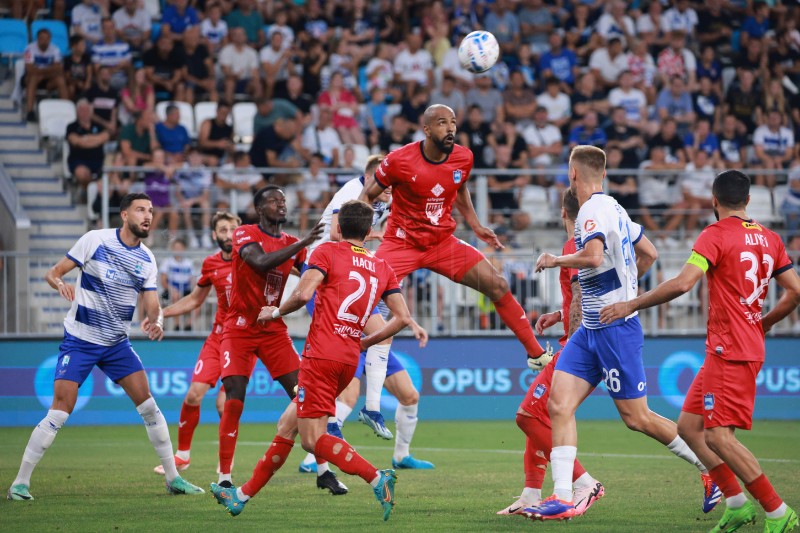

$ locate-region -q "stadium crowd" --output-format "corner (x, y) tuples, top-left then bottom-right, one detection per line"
(18, 0), (800, 248)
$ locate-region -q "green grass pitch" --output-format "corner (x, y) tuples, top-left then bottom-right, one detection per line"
(2, 420), (798, 532)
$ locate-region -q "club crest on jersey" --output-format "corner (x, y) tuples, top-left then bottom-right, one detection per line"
(426, 200), (445, 225)
(453, 169), (463, 183)
(704, 393), (714, 410)
(297, 387), (305, 403)
(533, 384), (546, 399)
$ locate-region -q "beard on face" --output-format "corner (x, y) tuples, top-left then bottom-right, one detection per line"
(128, 220), (149, 239)
(432, 133), (455, 154)
(217, 238), (233, 253)
(713, 207), (719, 221)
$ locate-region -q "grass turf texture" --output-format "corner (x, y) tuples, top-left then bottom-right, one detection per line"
(1, 420), (798, 532)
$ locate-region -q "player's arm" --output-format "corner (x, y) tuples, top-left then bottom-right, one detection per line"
(762, 268), (800, 333)
(258, 268), (324, 322)
(536, 237), (604, 272)
(568, 278), (582, 338)
(599, 258), (706, 324)
(634, 234), (658, 276)
(361, 292), (428, 349)
(455, 185), (503, 249)
(140, 283), (212, 332)
(46, 256), (80, 302)
(240, 221), (323, 272)
(141, 289), (165, 341)
(358, 176), (386, 203)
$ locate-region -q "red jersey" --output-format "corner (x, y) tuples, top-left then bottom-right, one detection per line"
(559, 238), (579, 347)
(375, 141), (474, 248)
(692, 217), (792, 362)
(302, 241), (401, 365)
(225, 224), (307, 333)
(196, 251), (233, 334)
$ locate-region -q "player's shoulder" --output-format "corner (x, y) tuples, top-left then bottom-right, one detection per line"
(451, 143), (474, 163)
(202, 250), (224, 268)
(280, 230), (301, 245)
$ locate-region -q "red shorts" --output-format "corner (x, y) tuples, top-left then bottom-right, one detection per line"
(682, 354), (762, 430)
(519, 351), (561, 426)
(294, 357), (357, 419)
(220, 328), (300, 380)
(376, 234), (485, 282)
(192, 331), (225, 386)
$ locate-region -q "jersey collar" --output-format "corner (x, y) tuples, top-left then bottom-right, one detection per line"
(257, 224), (283, 238)
(419, 141), (450, 165)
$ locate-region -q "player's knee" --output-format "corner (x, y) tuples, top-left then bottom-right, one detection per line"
(703, 429), (728, 455)
(396, 388), (419, 406)
(546, 396), (571, 420)
(299, 433), (318, 454)
(490, 276), (510, 301)
(621, 412), (650, 433)
(185, 389), (204, 405)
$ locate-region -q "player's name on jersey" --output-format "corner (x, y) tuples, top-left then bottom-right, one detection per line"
(352, 255), (376, 273)
(744, 232), (770, 247)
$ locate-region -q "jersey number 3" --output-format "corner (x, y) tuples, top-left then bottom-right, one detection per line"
(740, 251), (774, 307)
(337, 271), (379, 327)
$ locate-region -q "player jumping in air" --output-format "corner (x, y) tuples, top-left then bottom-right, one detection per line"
(143, 211), (241, 475)
(528, 146), (718, 521)
(210, 200), (428, 521)
(600, 170), (800, 533)
(7, 193), (204, 501)
(359, 104), (553, 375)
(215, 186), (348, 495)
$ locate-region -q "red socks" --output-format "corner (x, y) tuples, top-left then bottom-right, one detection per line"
(314, 434), (377, 483)
(745, 474), (783, 513)
(516, 413), (586, 488)
(177, 402), (200, 452)
(494, 292), (544, 356)
(709, 463), (743, 499)
(218, 399), (244, 475)
(241, 436), (294, 498)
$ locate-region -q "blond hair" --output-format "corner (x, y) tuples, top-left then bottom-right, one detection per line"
(569, 145), (606, 181)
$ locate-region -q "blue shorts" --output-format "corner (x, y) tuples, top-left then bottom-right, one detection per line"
(555, 316), (646, 400)
(354, 349), (405, 380)
(55, 331), (145, 386)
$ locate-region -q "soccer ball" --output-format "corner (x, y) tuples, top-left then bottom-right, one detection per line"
(458, 31), (500, 74)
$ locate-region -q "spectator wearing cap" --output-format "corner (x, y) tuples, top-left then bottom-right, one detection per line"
(539, 32), (579, 92)
(519, 0), (554, 56)
(112, 0), (151, 52)
(655, 75), (695, 134)
(64, 35), (92, 100)
(143, 34), (185, 101)
(155, 105), (191, 161)
(182, 26), (217, 104)
(91, 17), (132, 90)
(67, 99), (110, 188)
(502, 70), (537, 128)
(161, 0), (199, 42)
(753, 110), (795, 188)
(394, 32), (434, 95)
(198, 101), (234, 166)
(23, 28), (67, 122)
(536, 77), (571, 130)
(522, 106), (563, 182)
(430, 74), (466, 126)
(219, 27), (262, 103)
(589, 37), (629, 89)
(656, 30), (696, 89)
(568, 111), (607, 149)
(226, 0), (266, 49)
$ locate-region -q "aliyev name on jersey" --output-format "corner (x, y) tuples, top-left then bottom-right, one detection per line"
(575, 193), (643, 329)
(64, 228), (158, 346)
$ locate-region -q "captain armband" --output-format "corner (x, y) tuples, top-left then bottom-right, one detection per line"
(686, 251), (709, 273)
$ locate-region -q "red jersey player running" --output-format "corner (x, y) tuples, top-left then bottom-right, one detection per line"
(600, 170), (800, 533)
(211, 200), (428, 521)
(359, 104), (552, 371)
(145, 212), (240, 475)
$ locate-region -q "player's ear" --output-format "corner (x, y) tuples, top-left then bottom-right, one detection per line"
(745, 194), (750, 207)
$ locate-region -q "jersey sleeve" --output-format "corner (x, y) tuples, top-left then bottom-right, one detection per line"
(576, 202), (608, 248)
(197, 257), (213, 287)
(771, 234), (794, 277)
(630, 219), (644, 245)
(380, 262), (402, 299)
(691, 225), (723, 267)
(294, 244), (308, 270)
(66, 232), (98, 268)
(143, 250), (158, 291)
(307, 244), (332, 277)
(374, 151), (399, 189)
(232, 226), (258, 255)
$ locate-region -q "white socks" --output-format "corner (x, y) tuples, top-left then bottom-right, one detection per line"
(137, 397), (179, 482)
(335, 400), (353, 428)
(766, 503), (788, 519)
(573, 472), (595, 490)
(176, 450), (190, 461)
(667, 436), (706, 472)
(727, 493), (748, 509)
(13, 409), (69, 487)
(551, 446), (577, 501)
(364, 344), (390, 412)
(236, 487), (250, 502)
(393, 403), (418, 462)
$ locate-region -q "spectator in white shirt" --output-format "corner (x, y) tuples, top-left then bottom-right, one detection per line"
(260, 31), (292, 99)
(24, 28), (67, 122)
(596, 0), (636, 46)
(219, 27), (262, 103)
(112, 0), (151, 52)
(214, 151), (266, 222)
(393, 32), (434, 95)
(301, 107), (343, 167)
(753, 110), (795, 188)
(523, 106), (564, 180)
(589, 37), (630, 89)
(200, 3), (228, 53)
(663, 0), (699, 38)
(536, 77), (571, 129)
(267, 9), (295, 50)
(298, 153), (332, 233)
(72, 0), (105, 45)
(608, 71), (648, 130)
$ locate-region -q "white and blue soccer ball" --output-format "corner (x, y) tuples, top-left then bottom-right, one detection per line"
(458, 31), (500, 74)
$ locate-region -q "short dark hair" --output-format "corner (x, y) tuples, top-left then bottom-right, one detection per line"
(338, 200), (374, 241)
(37, 28), (51, 37)
(69, 35), (84, 46)
(166, 104), (178, 114)
(712, 170), (751, 209)
(562, 188), (580, 221)
(119, 193), (151, 212)
(253, 185), (283, 209)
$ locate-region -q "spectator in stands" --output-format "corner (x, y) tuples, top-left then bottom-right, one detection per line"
(459, 104), (495, 169)
(568, 111), (607, 149)
(488, 144), (530, 230)
(663, 149), (715, 238)
(253, 96), (300, 136)
(431, 74), (466, 126)
(365, 87), (388, 147)
(780, 165), (800, 234)
(663, 0), (698, 38)
(718, 114), (748, 170)
(67, 99), (110, 188)
(301, 107), (342, 167)
(198, 101), (234, 166)
(684, 118), (720, 165)
(696, 47), (722, 98)
(692, 76), (721, 128)
(648, 117), (687, 165)
(155, 104), (191, 161)
(394, 31), (434, 94)
(626, 39), (657, 102)
(379, 114), (412, 154)
(260, 31), (293, 99)
(84, 67), (118, 135)
(120, 66), (155, 125)
(71, 0), (104, 45)
(333, 145), (361, 188)
(596, 0), (636, 46)
(509, 43), (537, 90)
(219, 27), (262, 103)
(91, 17), (132, 90)
(769, 31), (798, 83)
(249, 117), (307, 182)
(301, 39), (328, 98)
(226, 0), (265, 48)
(606, 106), (645, 169)
(519, 0), (555, 56)
(268, 9), (295, 50)
(637, 1), (668, 53)
(571, 71), (610, 127)
(502, 70), (537, 128)
(638, 145), (684, 240)
(298, 153), (331, 233)
(483, 0), (520, 59)
(539, 31), (578, 91)
(608, 70), (647, 131)
(401, 86), (430, 135)
(495, 119), (530, 169)
(144, 148), (179, 240)
(64, 35), (92, 101)
(120, 109), (159, 166)
(215, 151), (265, 222)
(656, 31), (696, 89)
(522, 105), (563, 182)
(763, 78), (790, 120)
(284, 74), (313, 127)
(589, 37), (629, 90)
(318, 71), (364, 145)
(734, 38), (768, 80)
(724, 69), (762, 136)
(656, 75), (696, 134)
(696, 0), (733, 53)
(143, 34), (185, 102)
(159, 238), (195, 330)
(753, 110), (795, 188)
(23, 28), (67, 123)
(328, 39), (359, 91)
(741, 1), (771, 48)
(606, 147), (639, 213)
(564, 4), (597, 60)
(161, 0), (199, 41)
(181, 26), (217, 104)
(175, 148), (213, 249)
(112, 0), (151, 52)
(200, 2), (228, 54)
(536, 77), (571, 130)
(465, 74), (504, 126)
(366, 42), (396, 93)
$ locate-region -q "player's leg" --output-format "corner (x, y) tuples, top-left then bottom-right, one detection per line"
(359, 312), (393, 439)
(217, 334), (254, 485)
(384, 368), (434, 469)
(298, 378), (356, 472)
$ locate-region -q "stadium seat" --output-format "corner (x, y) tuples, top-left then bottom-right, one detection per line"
(748, 185), (777, 224)
(347, 144), (370, 171)
(151, 22), (161, 42)
(31, 20), (69, 56)
(143, 0), (162, 20)
(156, 100), (196, 138)
(232, 102), (257, 143)
(773, 184), (788, 222)
(38, 99), (76, 139)
(193, 101), (218, 133)
(520, 185), (552, 224)
(0, 19), (28, 57)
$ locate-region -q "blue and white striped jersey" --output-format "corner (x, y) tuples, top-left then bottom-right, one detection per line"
(575, 193), (643, 329)
(90, 40), (132, 67)
(64, 229), (158, 346)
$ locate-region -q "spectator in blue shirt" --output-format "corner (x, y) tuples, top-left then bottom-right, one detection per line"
(155, 105), (191, 161)
(684, 118), (720, 166)
(484, 0), (521, 60)
(568, 111), (607, 149)
(741, 2), (770, 47)
(539, 32), (578, 90)
(161, 0), (199, 41)
(656, 75), (696, 133)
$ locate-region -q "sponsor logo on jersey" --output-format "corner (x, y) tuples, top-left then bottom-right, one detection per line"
(134, 262), (143, 275)
(584, 219), (596, 232)
(431, 183), (445, 197)
(235, 233), (251, 244)
(426, 199), (445, 225)
(333, 323), (362, 338)
(62, 355), (71, 367)
(395, 228), (406, 239)
(236, 316), (247, 326)
(703, 392), (714, 410)
(742, 221), (762, 231)
(351, 245), (369, 255)
(453, 169), (462, 183)
(297, 386), (305, 403)
(533, 383), (546, 398)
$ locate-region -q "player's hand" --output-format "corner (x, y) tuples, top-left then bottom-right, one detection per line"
(410, 320), (428, 348)
(302, 220), (325, 246)
(527, 343), (554, 371)
(535, 253), (557, 273)
(145, 322), (164, 341)
(258, 306), (279, 323)
(56, 281), (75, 302)
(535, 311), (561, 335)
(599, 301), (631, 324)
(141, 317), (151, 332)
(474, 225), (504, 249)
